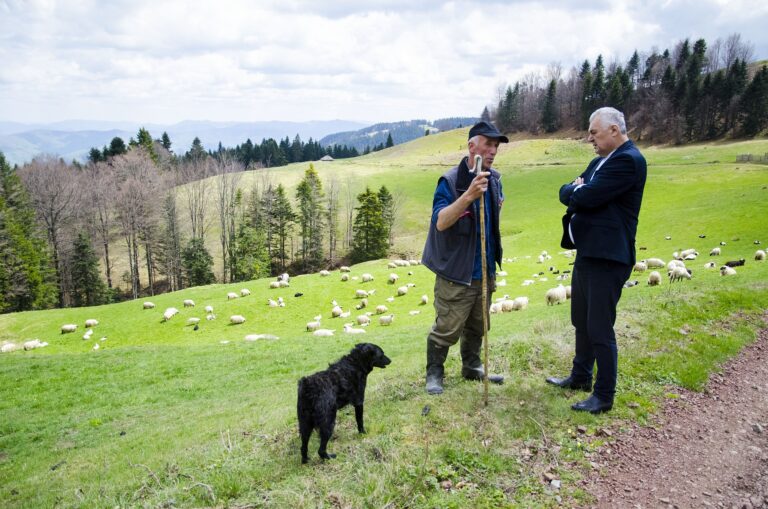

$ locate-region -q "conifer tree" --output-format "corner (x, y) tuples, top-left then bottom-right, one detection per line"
(351, 187), (388, 263)
(541, 79), (559, 133)
(266, 184), (295, 272)
(740, 65), (768, 136)
(181, 237), (215, 286)
(385, 133), (394, 148)
(161, 132), (172, 151)
(295, 164), (325, 271)
(70, 232), (107, 307)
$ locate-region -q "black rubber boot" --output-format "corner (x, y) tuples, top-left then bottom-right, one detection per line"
(426, 341), (448, 395)
(460, 336), (504, 384)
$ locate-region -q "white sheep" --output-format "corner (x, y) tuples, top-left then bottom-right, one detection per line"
(341, 273), (350, 282)
(278, 272), (290, 283)
(704, 261), (717, 269)
(409, 310), (421, 316)
(187, 317), (201, 325)
(306, 321), (322, 331)
(420, 294), (429, 306)
(720, 266), (737, 276)
(340, 266), (351, 272)
(312, 329), (335, 337)
(565, 285), (572, 299)
(206, 314), (216, 321)
(230, 291), (242, 299)
(388, 273), (399, 284)
(545, 285), (567, 306)
(633, 261), (647, 272)
(644, 258), (666, 268)
(379, 314), (394, 326)
(667, 259), (686, 271)
(343, 324), (367, 334)
(669, 266), (691, 281)
(397, 285), (408, 296)
(61, 324), (78, 334)
(356, 315), (371, 326)
(22, 339), (47, 350)
(512, 296), (529, 310)
(387, 261), (397, 269)
(143, 301), (156, 309)
(386, 296), (395, 303)
(162, 307), (179, 322)
(355, 298), (368, 310)
(277, 297), (285, 307)
(183, 299), (195, 308)
(522, 279), (535, 286)
(709, 247), (721, 256)
(268, 282), (280, 290)
(331, 305), (343, 318)
(240, 288), (251, 297)
(1, 342), (21, 353)
(375, 304), (388, 314)
(245, 334), (279, 341)
(319, 269), (331, 277)
(355, 289), (369, 299)
(647, 271), (662, 286)
(497, 270), (508, 277)
(268, 299), (278, 307)
(84, 319), (99, 328)
(205, 305), (214, 314)
(361, 273), (374, 282)
(279, 280), (290, 288)
(229, 315), (246, 324)
(756, 250), (767, 261)
(489, 302), (502, 314)
(501, 299), (515, 313)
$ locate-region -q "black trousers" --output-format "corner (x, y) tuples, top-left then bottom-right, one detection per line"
(569, 256), (632, 402)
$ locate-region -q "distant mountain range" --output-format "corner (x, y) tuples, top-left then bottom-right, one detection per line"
(319, 117), (478, 152)
(0, 119), (370, 166)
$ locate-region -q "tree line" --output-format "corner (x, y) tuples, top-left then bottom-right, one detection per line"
(0, 131), (403, 314)
(488, 33), (768, 141)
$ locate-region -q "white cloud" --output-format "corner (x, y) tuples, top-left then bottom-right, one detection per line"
(0, 0), (766, 123)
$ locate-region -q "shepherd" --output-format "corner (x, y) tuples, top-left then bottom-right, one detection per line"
(421, 121), (508, 397)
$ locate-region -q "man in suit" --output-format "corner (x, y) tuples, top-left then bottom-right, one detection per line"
(546, 107), (647, 414)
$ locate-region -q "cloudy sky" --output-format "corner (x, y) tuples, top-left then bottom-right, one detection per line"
(1, 0), (766, 125)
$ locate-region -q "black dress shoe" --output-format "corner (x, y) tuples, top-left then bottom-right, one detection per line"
(545, 375), (592, 391)
(462, 367), (504, 384)
(571, 394), (613, 414)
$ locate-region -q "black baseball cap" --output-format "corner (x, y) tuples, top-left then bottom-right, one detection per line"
(468, 121), (509, 143)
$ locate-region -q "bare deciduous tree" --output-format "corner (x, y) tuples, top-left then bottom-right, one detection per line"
(179, 158), (212, 241)
(325, 174), (341, 265)
(213, 155), (244, 283)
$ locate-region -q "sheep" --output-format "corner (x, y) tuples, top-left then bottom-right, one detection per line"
(279, 280), (290, 288)
(319, 269), (331, 277)
(497, 270), (508, 277)
(710, 247), (721, 256)
(512, 296), (529, 310)
(756, 250), (767, 261)
(361, 273), (374, 282)
(84, 319), (99, 328)
(545, 285), (567, 306)
(355, 289), (369, 299)
(202, 305), (213, 314)
(704, 261), (717, 269)
(60, 323), (78, 334)
(497, 279), (507, 287)
(312, 329), (335, 337)
(268, 299), (278, 307)
(92, 343), (100, 351)
(379, 314), (394, 326)
(340, 310), (351, 319)
(633, 261), (647, 272)
(501, 299), (515, 313)
(420, 294), (429, 306)
(397, 285), (408, 296)
(725, 258), (746, 267)
(623, 280), (639, 288)
(564, 285), (572, 299)
(331, 305), (343, 318)
(489, 302), (503, 314)
(647, 271), (662, 286)
(306, 321), (322, 331)
(667, 260), (686, 271)
(340, 266), (351, 272)
(268, 282), (280, 289)
(245, 334), (279, 341)
(409, 259), (420, 265)
(341, 273), (350, 282)
(355, 298), (368, 310)
(375, 304), (388, 314)
(683, 253), (698, 261)
(343, 324), (367, 335)
(522, 279), (535, 286)
(187, 317), (201, 325)
(277, 297), (285, 307)
(206, 314), (216, 321)
(644, 258), (666, 268)
(1, 342), (21, 353)
(82, 328), (93, 340)
(356, 315), (371, 326)
(278, 272), (290, 283)
(162, 307), (179, 322)
(386, 296), (395, 303)
(229, 291), (242, 300)
(143, 301), (156, 309)
(388, 273), (399, 284)
(229, 315), (246, 324)
(409, 310), (421, 316)
(406, 283), (416, 288)
(668, 266), (692, 281)
(387, 261), (398, 269)
(241, 288), (251, 297)
(183, 299), (195, 308)
(556, 274), (570, 281)
(679, 248), (698, 259)
(720, 266), (737, 276)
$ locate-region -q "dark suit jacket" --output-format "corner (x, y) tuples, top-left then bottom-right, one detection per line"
(559, 140), (646, 266)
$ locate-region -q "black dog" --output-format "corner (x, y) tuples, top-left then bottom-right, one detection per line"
(297, 343), (391, 464)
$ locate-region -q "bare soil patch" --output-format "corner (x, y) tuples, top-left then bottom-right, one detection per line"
(581, 312), (768, 508)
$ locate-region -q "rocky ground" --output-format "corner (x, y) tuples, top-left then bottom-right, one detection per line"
(581, 312), (768, 509)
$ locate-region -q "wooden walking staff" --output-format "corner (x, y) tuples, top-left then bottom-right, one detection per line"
(472, 153), (491, 406)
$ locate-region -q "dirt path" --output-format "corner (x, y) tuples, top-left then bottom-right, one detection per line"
(581, 313), (768, 508)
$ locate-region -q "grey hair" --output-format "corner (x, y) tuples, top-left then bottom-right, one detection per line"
(590, 107), (627, 134)
(468, 135), (480, 146)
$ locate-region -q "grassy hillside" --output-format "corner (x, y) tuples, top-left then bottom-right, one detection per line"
(1, 131), (767, 508)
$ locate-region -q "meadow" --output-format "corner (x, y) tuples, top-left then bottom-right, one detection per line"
(1, 129), (767, 508)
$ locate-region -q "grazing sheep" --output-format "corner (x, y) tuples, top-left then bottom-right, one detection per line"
(277, 297), (285, 307)
(709, 247), (721, 256)
(644, 258), (666, 268)
(361, 273), (374, 282)
(319, 269), (331, 277)
(396, 285), (408, 296)
(204, 305), (214, 314)
(388, 273), (399, 284)
(420, 294), (429, 306)
(341, 273), (349, 282)
(279, 272), (290, 283)
(725, 259), (746, 267)
(306, 321), (322, 332)
(633, 261), (647, 272)
(512, 296), (529, 310)
(489, 302), (503, 314)
(565, 285), (572, 299)
(386, 296), (395, 303)
(555, 274), (570, 281)
(375, 304), (388, 314)
(279, 280), (290, 288)
(667, 260), (686, 271)
(545, 285), (567, 306)
(356, 315), (371, 326)
(206, 314), (216, 321)
(245, 334), (279, 341)
(183, 299), (195, 307)
(387, 261), (397, 269)
(668, 266), (692, 281)
(162, 307), (179, 322)
(230, 315), (246, 324)
(1, 342), (21, 353)
(312, 329), (335, 337)
(84, 319), (99, 328)
(647, 271), (662, 286)
(522, 279), (535, 286)
(268, 299), (278, 307)
(143, 301), (155, 309)
(379, 314), (394, 326)
(340, 310), (351, 318)
(60, 324), (78, 334)
(331, 305), (343, 318)
(499, 299), (514, 312)
(343, 324), (367, 335)
(268, 282), (280, 290)
(720, 266), (737, 276)
(720, 241), (727, 246)
(679, 248), (698, 259)
(683, 253), (698, 261)
(355, 289), (369, 299)
(355, 298), (368, 310)
(340, 266), (351, 272)
(187, 317), (201, 325)
(704, 261), (717, 269)
(756, 250), (766, 261)
(409, 310), (421, 316)
(241, 288), (251, 297)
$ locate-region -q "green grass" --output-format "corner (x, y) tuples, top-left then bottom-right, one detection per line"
(1, 130), (768, 507)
